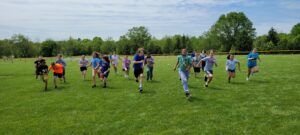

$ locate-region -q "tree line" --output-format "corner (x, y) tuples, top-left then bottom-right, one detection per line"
(0, 12), (299, 58)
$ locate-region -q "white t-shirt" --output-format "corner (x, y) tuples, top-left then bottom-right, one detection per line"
(111, 55), (119, 65)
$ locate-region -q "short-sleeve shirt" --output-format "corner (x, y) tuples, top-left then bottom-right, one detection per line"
(145, 57), (154, 67)
(100, 61), (110, 73)
(133, 54), (144, 69)
(79, 59), (89, 67)
(177, 55), (192, 72)
(111, 55), (119, 64)
(34, 59), (45, 68)
(247, 52), (259, 67)
(91, 58), (101, 69)
(123, 59), (131, 69)
(49, 64), (63, 74)
(226, 59), (239, 70)
(201, 56), (216, 71)
(56, 59), (66, 67)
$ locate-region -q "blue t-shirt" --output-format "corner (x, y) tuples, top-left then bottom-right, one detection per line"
(226, 59), (239, 70)
(247, 52), (259, 67)
(201, 56), (216, 71)
(56, 59), (66, 67)
(91, 58), (102, 69)
(133, 54), (144, 69)
(100, 61), (110, 73)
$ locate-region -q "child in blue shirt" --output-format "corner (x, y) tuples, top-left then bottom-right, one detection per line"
(226, 54), (240, 83)
(247, 48), (261, 81)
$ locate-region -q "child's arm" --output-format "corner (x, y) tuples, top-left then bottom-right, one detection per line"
(174, 60), (179, 71)
(237, 61), (241, 71)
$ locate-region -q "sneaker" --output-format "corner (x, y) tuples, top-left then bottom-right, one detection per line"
(55, 86), (58, 89)
(135, 79), (138, 83)
(92, 85), (96, 88)
(205, 82), (208, 87)
(246, 77), (249, 81)
(139, 87), (143, 93)
(103, 83), (107, 88)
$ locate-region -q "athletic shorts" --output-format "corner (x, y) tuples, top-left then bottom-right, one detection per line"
(122, 67), (130, 71)
(205, 70), (213, 75)
(53, 73), (63, 78)
(227, 69), (235, 73)
(101, 71), (110, 78)
(92, 69), (100, 78)
(134, 68), (144, 78)
(193, 67), (201, 73)
(248, 65), (257, 69)
(80, 67), (87, 72)
(41, 74), (48, 80)
(36, 69), (41, 75)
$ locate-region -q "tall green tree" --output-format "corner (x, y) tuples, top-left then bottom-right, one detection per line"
(267, 27), (280, 46)
(208, 12), (256, 51)
(124, 26), (151, 52)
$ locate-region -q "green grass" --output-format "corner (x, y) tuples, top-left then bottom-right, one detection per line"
(0, 55), (299, 134)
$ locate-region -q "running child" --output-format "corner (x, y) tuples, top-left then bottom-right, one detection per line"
(247, 48), (261, 81)
(56, 54), (67, 83)
(145, 54), (154, 81)
(226, 54), (241, 83)
(111, 52), (121, 74)
(99, 55), (110, 88)
(133, 50), (145, 93)
(37, 60), (49, 91)
(122, 55), (131, 79)
(198, 50), (217, 87)
(90, 52), (102, 88)
(192, 51), (201, 77)
(79, 55), (89, 80)
(48, 62), (64, 89)
(200, 50), (206, 71)
(174, 48), (192, 99)
(34, 56), (45, 79)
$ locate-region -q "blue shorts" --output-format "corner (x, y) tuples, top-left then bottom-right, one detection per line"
(248, 65), (256, 69)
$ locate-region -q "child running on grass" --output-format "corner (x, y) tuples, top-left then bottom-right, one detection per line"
(90, 52), (102, 88)
(247, 48), (261, 81)
(133, 49), (145, 93)
(226, 54), (240, 83)
(145, 54), (154, 81)
(37, 60), (49, 91)
(174, 48), (192, 99)
(192, 51), (201, 78)
(198, 50), (217, 87)
(99, 55), (110, 88)
(79, 55), (89, 80)
(48, 62), (64, 89)
(111, 52), (121, 74)
(122, 55), (131, 79)
(34, 56), (45, 79)
(56, 54), (66, 83)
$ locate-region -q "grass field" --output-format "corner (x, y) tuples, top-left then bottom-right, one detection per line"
(0, 55), (299, 134)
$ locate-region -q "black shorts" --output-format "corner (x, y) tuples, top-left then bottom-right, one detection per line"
(53, 73), (63, 78)
(227, 69), (235, 73)
(193, 67), (201, 73)
(80, 67), (87, 72)
(36, 69), (41, 75)
(205, 70), (213, 75)
(134, 68), (144, 78)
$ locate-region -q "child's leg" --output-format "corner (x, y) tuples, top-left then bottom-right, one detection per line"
(179, 71), (189, 93)
(146, 68), (150, 80)
(53, 77), (57, 88)
(139, 73), (143, 88)
(232, 72), (236, 78)
(150, 67), (153, 80)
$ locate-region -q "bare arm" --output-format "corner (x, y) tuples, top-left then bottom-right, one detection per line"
(174, 60), (179, 71)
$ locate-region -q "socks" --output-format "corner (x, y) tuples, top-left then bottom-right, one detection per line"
(139, 83), (142, 88)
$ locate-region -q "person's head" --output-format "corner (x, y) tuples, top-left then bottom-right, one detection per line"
(81, 55), (85, 60)
(195, 51), (200, 56)
(209, 50), (214, 57)
(38, 56), (42, 60)
(103, 55), (110, 63)
(252, 48), (257, 53)
(227, 54), (234, 60)
(137, 50), (144, 56)
(51, 62), (56, 67)
(202, 50), (206, 54)
(146, 53), (151, 58)
(92, 52), (99, 58)
(181, 48), (187, 56)
(124, 55), (128, 59)
(57, 54), (62, 59)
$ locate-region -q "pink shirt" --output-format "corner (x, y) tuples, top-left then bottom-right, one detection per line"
(122, 59), (131, 69)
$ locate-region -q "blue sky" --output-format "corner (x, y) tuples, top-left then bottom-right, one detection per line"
(0, 0), (299, 41)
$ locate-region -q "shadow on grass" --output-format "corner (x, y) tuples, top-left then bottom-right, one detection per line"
(230, 81), (246, 85)
(207, 86), (224, 91)
(250, 79), (271, 84)
(188, 96), (203, 102)
(146, 80), (160, 83)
